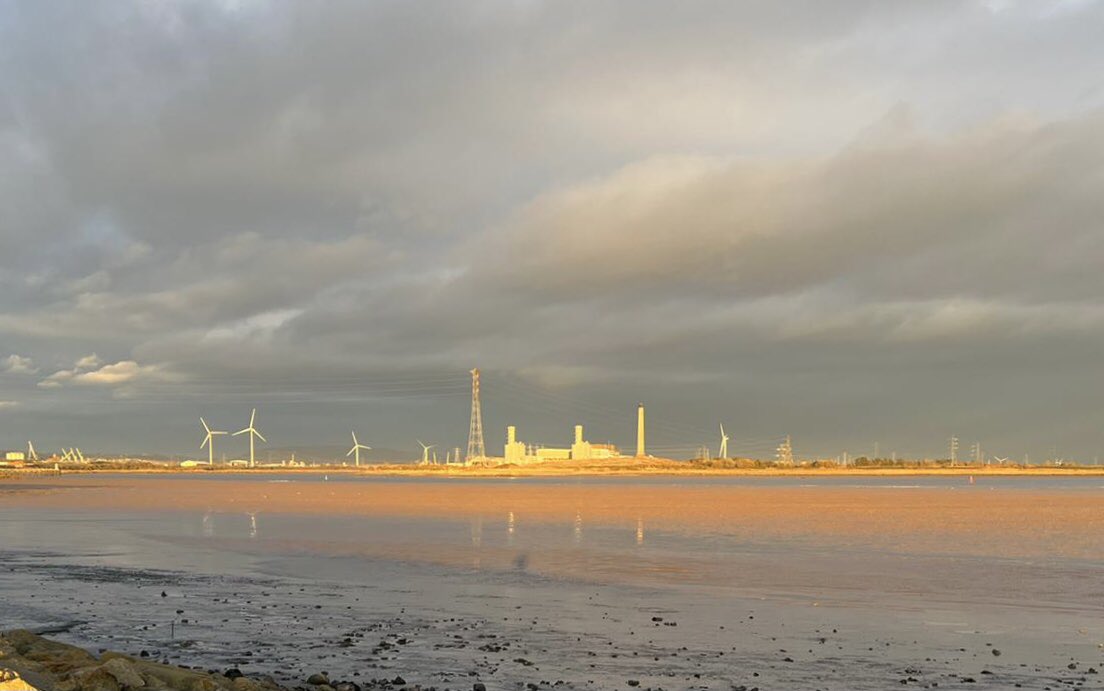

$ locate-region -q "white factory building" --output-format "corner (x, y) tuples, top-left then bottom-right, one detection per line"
(502, 424), (621, 465)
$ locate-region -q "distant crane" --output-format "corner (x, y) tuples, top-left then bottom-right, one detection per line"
(199, 417), (227, 466)
(418, 440), (435, 465)
(347, 431), (371, 467)
(233, 408), (266, 468)
(718, 423), (729, 459)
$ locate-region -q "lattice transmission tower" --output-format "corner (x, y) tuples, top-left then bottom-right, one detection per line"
(467, 368), (486, 462)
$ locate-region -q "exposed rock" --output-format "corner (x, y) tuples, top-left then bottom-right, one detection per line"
(1, 631), (290, 691)
(70, 665), (122, 691)
(102, 658), (146, 689)
(0, 668), (41, 691)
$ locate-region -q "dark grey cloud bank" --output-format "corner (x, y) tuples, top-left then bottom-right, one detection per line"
(2, 1), (1103, 460)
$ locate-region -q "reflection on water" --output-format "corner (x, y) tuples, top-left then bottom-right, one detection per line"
(3, 480), (1104, 691)
(470, 516), (482, 547)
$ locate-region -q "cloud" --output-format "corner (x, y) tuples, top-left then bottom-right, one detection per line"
(74, 354), (103, 370)
(1, 1), (1104, 458)
(475, 112), (1104, 309)
(0, 400), (20, 409)
(39, 356), (176, 389)
(71, 360), (173, 386)
(1, 354), (38, 374)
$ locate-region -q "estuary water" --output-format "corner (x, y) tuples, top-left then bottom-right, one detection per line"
(1, 474), (1102, 690)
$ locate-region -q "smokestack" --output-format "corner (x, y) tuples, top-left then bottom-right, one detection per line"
(575, 425), (583, 444)
(507, 425), (516, 445)
(636, 403), (645, 458)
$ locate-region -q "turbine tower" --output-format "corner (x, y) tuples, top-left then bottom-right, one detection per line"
(347, 431), (371, 467)
(718, 423), (729, 459)
(233, 408), (266, 468)
(200, 417), (227, 466)
(467, 368), (485, 461)
(418, 440), (436, 465)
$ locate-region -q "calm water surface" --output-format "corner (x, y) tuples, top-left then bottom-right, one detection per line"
(1, 475), (1101, 690)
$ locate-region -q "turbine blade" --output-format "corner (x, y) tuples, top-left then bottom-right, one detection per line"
(201, 417), (211, 433)
(254, 430), (267, 443)
(233, 428), (249, 436)
(250, 408), (257, 426)
(347, 447), (355, 457)
(201, 434), (210, 449)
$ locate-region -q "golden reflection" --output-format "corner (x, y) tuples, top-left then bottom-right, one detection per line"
(636, 516), (644, 545)
(470, 516), (482, 547)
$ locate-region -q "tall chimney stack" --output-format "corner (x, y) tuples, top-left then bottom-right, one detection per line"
(575, 425), (583, 444)
(636, 403), (645, 458)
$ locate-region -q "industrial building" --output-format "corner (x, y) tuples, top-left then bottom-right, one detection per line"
(501, 424), (621, 465)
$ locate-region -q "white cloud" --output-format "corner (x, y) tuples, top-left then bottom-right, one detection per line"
(71, 360), (171, 386)
(74, 354), (103, 370)
(39, 356), (175, 389)
(0, 400), (20, 409)
(1, 354), (38, 374)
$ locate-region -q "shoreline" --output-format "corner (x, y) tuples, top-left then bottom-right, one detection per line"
(0, 629), (376, 691)
(5, 463), (1104, 478)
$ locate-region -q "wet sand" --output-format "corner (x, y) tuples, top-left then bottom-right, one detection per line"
(2, 475), (1103, 689)
(3, 475), (1103, 560)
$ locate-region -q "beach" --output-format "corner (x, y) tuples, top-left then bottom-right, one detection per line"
(2, 474), (1102, 689)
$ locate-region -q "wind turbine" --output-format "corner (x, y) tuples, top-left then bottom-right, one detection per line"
(233, 408), (266, 468)
(992, 456), (1009, 466)
(718, 423), (729, 459)
(200, 417), (227, 466)
(347, 431), (371, 467)
(417, 440), (435, 465)
(27, 441), (38, 461)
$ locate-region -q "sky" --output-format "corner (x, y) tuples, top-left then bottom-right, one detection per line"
(2, 0), (1104, 462)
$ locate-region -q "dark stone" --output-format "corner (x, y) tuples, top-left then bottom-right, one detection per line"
(225, 668), (244, 679)
(473, 684), (487, 691)
(308, 673), (331, 685)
